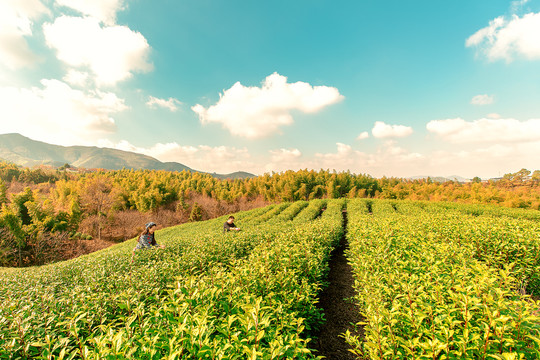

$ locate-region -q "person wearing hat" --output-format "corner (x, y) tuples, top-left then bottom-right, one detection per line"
(132, 222), (165, 262)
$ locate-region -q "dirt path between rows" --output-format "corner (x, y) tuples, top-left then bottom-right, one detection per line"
(312, 210), (364, 359)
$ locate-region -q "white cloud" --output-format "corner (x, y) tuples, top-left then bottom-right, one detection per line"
(162, 144), (255, 174)
(371, 121), (413, 138)
(192, 72), (344, 139)
(486, 113), (501, 119)
(316, 143), (356, 160)
(55, 0), (125, 25)
(379, 140), (422, 160)
(428, 141), (540, 178)
(63, 69), (90, 86)
(98, 140), (198, 161)
(311, 143), (367, 171)
(36, 131), (540, 179)
(312, 142), (423, 176)
(146, 96), (181, 112)
(260, 139), (537, 179)
(426, 117), (540, 143)
(289, 139), (531, 179)
(356, 131), (369, 140)
(43, 16), (152, 85)
(100, 139), (426, 177)
(0, 0), (50, 69)
(269, 148), (302, 163)
(470, 94), (494, 105)
(98, 139), (255, 173)
(0, 79), (126, 145)
(263, 143), (367, 173)
(466, 12), (540, 61)
(263, 148), (303, 172)
(511, 0), (530, 13)
(96, 137), (540, 180)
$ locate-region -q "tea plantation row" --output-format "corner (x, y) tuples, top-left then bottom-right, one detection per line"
(2, 198), (539, 359)
(0, 199), (340, 359)
(345, 199), (540, 359)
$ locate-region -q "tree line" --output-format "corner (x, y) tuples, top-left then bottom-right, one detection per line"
(1, 162), (539, 267)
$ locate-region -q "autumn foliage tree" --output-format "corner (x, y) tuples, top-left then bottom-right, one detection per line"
(0, 179), (7, 206)
(80, 176), (118, 240)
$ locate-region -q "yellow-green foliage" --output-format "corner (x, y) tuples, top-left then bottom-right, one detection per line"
(2, 198), (539, 358)
(0, 200), (344, 359)
(292, 199), (327, 223)
(345, 199), (540, 359)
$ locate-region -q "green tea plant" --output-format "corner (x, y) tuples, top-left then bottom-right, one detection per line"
(292, 200), (327, 223)
(397, 201), (540, 296)
(0, 201), (344, 358)
(246, 202), (291, 225)
(274, 201), (309, 222)
(345, 199), (540, 359)
(421, 201), (540, 221)
(81, 200), (344, 359)
(4, 197), (538, 359)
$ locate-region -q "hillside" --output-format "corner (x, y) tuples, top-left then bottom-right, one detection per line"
(0, 199), (539, 358)
(0, 133), (254, 179)
(408, 175), (471, 183)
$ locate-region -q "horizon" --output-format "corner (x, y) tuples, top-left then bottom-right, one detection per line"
(1, 1), (540, 178)
(2, 132), (523, 181)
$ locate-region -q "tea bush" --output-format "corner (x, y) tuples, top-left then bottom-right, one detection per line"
(345, 199), (540, 359)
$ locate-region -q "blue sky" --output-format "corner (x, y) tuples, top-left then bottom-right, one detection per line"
(1, 0), (540, 178)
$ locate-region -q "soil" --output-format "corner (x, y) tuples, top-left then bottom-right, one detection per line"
(311, 210), (364, 359)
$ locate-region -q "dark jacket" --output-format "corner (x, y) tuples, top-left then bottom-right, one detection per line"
(223, 221), (237, 233)
(135, 233), (158, 250)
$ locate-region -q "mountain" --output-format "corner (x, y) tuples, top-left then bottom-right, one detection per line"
(209, 171), (256, 180)
(0, 133), (255, 179)
(446, 175), (471, 183)
(408, 175), (471, 183)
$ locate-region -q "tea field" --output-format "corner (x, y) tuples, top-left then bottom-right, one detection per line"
(1, 199), (539, 359)
(345, 199), (540, 359)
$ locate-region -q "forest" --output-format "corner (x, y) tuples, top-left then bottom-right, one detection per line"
(1, 161), (539, 267)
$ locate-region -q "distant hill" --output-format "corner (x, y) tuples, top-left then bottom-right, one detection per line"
(409, 175), (471, 183)
(0, 133), (255, 179)
(446, 175), (471, 183)
(209, 171), (256, 180)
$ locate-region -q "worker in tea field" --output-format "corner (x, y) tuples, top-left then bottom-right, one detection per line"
(131, 222), (165, 262)
(223, 215), (241, 233)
